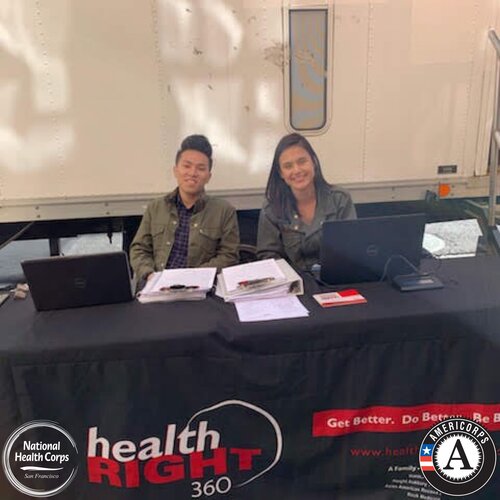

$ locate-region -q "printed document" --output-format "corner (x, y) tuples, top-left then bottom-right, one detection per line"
(235, 296), (309, 322)
(138, 267), (216, 303)
(143, 268), (216, 293)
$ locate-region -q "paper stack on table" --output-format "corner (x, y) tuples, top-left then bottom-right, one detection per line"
(137, 268), (216, 304)
(216, 258), (303, 302)
(235, 295), (309, 322)
(215, 259), (307, 322)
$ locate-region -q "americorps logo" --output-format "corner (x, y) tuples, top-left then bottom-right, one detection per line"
(419, 417), (497, 496)
(2, 420), (78, 497)
(87, 400), (283, 497)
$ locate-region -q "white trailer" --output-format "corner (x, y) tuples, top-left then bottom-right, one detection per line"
(0, 0), (499, 230)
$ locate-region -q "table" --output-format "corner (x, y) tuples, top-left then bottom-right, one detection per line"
(1, 256), (500, 499)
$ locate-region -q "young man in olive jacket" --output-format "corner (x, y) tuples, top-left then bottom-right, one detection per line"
(130, 135), (240, 284)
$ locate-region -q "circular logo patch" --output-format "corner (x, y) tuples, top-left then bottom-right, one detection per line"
(2, 421), (78, 497)
(419, 417), (496, 496)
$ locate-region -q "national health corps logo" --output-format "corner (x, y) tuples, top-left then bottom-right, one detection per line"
(2, 420), (78, 497)
(419, 417), (496, 496)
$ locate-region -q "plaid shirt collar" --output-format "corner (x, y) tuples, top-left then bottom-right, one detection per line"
(165, 188), (207, 213)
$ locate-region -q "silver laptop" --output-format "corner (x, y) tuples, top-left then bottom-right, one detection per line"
(22, 251), (134, 311)
(320, 214), (426, 285)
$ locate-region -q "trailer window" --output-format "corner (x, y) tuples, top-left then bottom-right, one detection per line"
(287, 9), (328, 132)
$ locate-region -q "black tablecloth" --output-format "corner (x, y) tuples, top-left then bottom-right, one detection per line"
(1, 256), (500, 499)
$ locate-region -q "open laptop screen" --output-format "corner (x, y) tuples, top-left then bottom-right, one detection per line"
(22, 251), (134, 311)
(320, 214), (426, 285)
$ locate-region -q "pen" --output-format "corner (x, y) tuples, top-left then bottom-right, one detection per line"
(159, 284), (200, 292)
(237, 277), (275, 288)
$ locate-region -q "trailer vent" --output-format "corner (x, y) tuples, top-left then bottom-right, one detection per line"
(438, 165), (458, 175)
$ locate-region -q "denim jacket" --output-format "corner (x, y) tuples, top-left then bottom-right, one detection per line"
(130, 189), (240, 280)
(256, 185), (356, 271)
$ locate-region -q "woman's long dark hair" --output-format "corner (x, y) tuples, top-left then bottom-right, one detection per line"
(265, 133), (330, 221)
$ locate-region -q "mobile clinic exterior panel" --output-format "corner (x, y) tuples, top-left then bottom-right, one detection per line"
(0, 0), (499, 223)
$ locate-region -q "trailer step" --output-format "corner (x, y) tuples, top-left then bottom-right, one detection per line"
(461, 200), (500, 224)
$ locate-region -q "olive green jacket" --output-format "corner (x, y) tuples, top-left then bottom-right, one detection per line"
(256, 185), (356, 271)
(130, 189), (240, 280)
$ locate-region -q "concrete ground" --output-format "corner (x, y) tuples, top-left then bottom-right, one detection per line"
(423, 219), (483, 258)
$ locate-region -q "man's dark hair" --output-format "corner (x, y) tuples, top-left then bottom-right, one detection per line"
(175, 134), (213, 170)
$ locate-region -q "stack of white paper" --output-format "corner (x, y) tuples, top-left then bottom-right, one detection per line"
(215, 258), (303, 302)
(137, 268), (216, 304)
(235, 296), (309, 322)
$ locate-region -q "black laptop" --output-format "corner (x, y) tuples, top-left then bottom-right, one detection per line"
(320, 214), (426, 285)
(22, 251), (134, 311)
